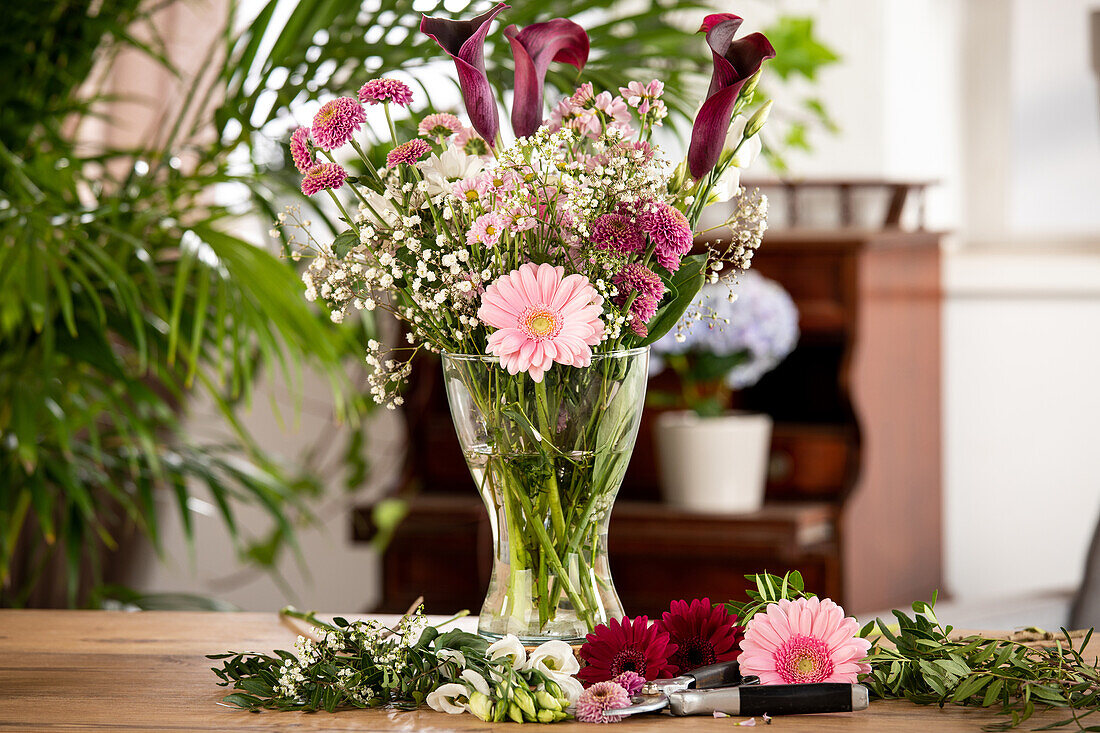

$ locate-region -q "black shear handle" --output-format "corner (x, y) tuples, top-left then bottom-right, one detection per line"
(684, 661), (743, 689)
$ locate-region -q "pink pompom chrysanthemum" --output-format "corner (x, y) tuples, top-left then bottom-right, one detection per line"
(477, 263), (605, 383)
(591, 213), (646, 255)
(289, 127), (314, 173)
(738, 597), (872, 685)
(613, 671), (646, 697)
(640, 202), (694, 272)
(613, 263), (665, 337)
(418, 113), (463, 139)
(574, 681), (630, 724)
(311, 97), (365, 151)
(300, 162), (347, 196)
(466, 212), (508, 248)
(386, 139), (431, 168)
(357, 78), (413, 107)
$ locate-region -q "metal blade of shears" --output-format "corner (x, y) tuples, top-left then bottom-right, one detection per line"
(609, 694), (670, 716)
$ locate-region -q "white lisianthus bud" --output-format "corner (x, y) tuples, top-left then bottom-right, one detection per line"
(745, 100), (773, 139)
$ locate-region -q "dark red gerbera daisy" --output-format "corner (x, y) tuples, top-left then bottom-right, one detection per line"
(578, 616), (678, 686)
(654, 598), (744, 675)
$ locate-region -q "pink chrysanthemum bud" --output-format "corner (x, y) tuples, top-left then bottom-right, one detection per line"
(358, 78), (413, 107)
(613, 671), (646, 696)
(385, 139), (432, 168)
(417, 113), (463, 139)
(300, 162), (347, 196)
(311, 97), (366, 151)
(289, 127), (314, 173)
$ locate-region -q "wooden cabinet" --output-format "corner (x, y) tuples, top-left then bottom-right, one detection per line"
(355, 224), (942, 616)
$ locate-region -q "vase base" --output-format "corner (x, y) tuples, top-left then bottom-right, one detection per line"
(477, 628), (588, 647)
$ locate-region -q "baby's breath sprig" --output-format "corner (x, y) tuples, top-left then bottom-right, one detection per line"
(208, 605), (575, 722)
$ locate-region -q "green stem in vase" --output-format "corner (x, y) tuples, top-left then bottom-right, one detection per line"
(533, 380), (566, 546)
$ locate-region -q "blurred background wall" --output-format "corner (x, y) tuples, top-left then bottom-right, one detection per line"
(122, 0), (1100, 617)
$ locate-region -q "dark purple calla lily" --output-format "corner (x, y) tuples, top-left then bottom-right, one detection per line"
(421, 3), (509, 147)
(505, 19), (590, 138)
(688, 13), (775, 180)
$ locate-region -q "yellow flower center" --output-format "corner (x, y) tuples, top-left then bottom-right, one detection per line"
(520, 305), (561, 341)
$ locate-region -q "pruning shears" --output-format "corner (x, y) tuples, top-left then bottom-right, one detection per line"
(609, 660), (870, 717)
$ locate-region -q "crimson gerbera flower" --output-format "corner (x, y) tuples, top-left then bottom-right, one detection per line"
(578, 616), (678, 686)
(654, 598), (744, 675)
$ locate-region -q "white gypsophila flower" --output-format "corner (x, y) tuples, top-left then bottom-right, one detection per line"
(486, 634), (527, 668)
(426, 683), (468, 714)
(525, 640), (581, 676)
(460, 669), (491, 696)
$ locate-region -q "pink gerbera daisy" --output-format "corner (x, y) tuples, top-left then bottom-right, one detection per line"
(578, 616), (678, 686)
(357, 78), (413, 107)
(477, 263), (605, 383)
(417, 113), (463, 139)
(300, 162), (347, 196)
(654, 598), (743, 675)
(453, 175), (490, 204)
(738, 597), (872, 685)
(574, 681), (630, 724)
(386, 139), (431, 168)
(591, 213), (646, 255)
(466, 212), (508, 248)
(311, 97), (366, 151)
(289, 127), (314, 173)
(641, 202), (694, 272)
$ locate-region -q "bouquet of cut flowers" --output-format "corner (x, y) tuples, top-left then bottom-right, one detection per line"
(285, 3), (775, 642)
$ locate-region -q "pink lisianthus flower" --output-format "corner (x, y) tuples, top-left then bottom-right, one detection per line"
(477, 263), (605, 382)
(738, 597), (872, 685)
(311, 97), (366, 150)
(466, 211), (509, 248)
(594, 92), (634, 136)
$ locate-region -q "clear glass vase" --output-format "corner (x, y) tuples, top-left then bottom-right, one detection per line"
(441, 348), (649, 643)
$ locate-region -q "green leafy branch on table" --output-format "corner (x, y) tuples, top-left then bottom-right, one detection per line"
(731, 573), (1100, 732)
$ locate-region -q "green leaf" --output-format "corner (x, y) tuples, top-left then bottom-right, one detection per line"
(634, 254), (707, 347)
(762, 15), (841, 82)
(332, 230), (358, 259)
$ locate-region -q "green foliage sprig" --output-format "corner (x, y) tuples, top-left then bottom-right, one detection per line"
(208, 607), (572, 723)
(729, 573), (1100, 731)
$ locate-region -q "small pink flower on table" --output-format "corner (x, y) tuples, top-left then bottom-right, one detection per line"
(738, 596), (871, 685)
(477, 262), (605, 383)
(574, 681), (630, 724)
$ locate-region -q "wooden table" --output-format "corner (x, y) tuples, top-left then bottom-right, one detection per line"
(0, 610), (1093, 732)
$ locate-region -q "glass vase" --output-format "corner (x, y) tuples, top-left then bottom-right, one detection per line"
(441, 348), (648, 644)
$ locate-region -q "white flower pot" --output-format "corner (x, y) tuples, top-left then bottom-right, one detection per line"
(655, 411), (773, 513)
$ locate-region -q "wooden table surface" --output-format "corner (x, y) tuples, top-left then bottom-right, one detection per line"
(0, 610), (1095, 732)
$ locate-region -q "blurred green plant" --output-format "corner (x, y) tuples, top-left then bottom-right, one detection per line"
(0, 0), (838, 608)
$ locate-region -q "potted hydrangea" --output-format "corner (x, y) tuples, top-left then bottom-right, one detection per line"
(650, 272), (798, 513)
